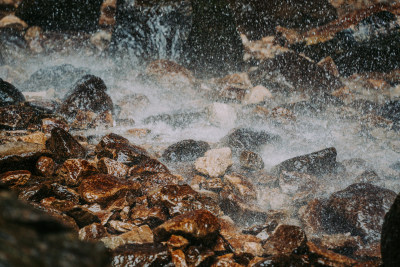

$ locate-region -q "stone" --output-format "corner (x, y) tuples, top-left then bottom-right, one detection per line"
(154, 210), (220, 244)
(0, 14), (27, 30)
(170, 249), (188, 267)
(117, 94), (150, 120)
(99, 0), (116, 27)
(307, 241), (358, 266)
(207, 102), (237, 128)
(130, 205), (168, 229)
(0, 142), (50, 173)
(162, 139), (210, 162)
(143, 110), (206, 129)
(58, 75), (113, 128)
(317, 56), (340, 77)
(78, 174), (141, 205)
(0, 78), (25, 106)
(200, 178), (224, 193)
(195, 147), (233, 177)
(251, 254), (309, 266)
(18, 131), (46, 145)
(184, 246), (215, 266)
(263, 224), (308, 255)
(271, 147), (338, 176)
(65, 206), (100, 228)
(224, 173), (257, 202)
(318, 233), (362, 255)
(79, 223), (108, 242)
(0, 103), (52, 130)
(111, 244), (170, 266)
(15, 0), (103, 32)
(0, 170), (30, 186)
(166, 235), (189, 250)
(108, 220), (137, 233)
(46, 128), (86, 163)
(102, 225), (154, 250)
(41, 117), (69, 135)
(382, 192), (400, 266)
(225, 128), (279, 152)
(327, 183), (396, 242)
(218, 72), (253, 90)
(240, 150), (264, 171)
(128, 157), (169, 176)
(298, 198), (330, 234)
(134, 172), (183, 195)
(35, 156), (55, 177)
(97, 157), (128, 178)
(244, 85), (273, 105)
(278, 171), (317, 196)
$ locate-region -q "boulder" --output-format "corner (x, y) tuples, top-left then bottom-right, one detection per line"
(57, 159), (98, 187)
(46, 128), (86, 163)
(263, 224), (308, 255)
(0, 78), (25, 106)
(162, 139), (210, 162)
(15, 0), (103, 32)
(382, 192), (400, 266)
(0, 103), (52, 130)
(195, 147), (233, 177)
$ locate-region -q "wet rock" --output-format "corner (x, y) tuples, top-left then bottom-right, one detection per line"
(102, 225), (154, 250)
(240, 150), (264, 171)
(271, 147), (338, 176)
(200, 178), (224, 193)
(46, 128), (86, 163)
(41, 117), (69, 135)
(154, 209), (220, 244)
(207, 102), (237, 128)
(244, 85), (273, 105)
(79, 223), (108, 242)
(145, 59), (195, 88)
(130, 205), (168, 229)
(143, 110), (206, 128)
(298, 198), (330, 234)
(16, 0), (103, 32)
(111, 244), (170, 266)
(35, 156), (55, 177)
(163, 139), (210, 162)
(307, 241), (358, 266)
(58, 75), (113, 128)
(18, 131), (46, 145)
(224, 173), (257, 202)
(0, 14), (27, 30)
(0, 103), (52, 130)
(134, 172), (183, 195)
(99, 0), (116, 27)
(0, 141), (50, 173)
(380, 100), (400, 128)
(278, 171), (318, 196)
(66, 206), (100, 228)
(249, 52), (343, 95)
(263, 225), (307, 256)
(0, 169), (30, 186)
(166, 235), (190, 250)
(116, 94), (150, 119)
(108, 220), (137, 233)
(97, 157), (128, 178)
(225, 128), (279, 152)
(78, 174), (141, 205)
(57, 159), (97, 186)
(0, 188), (110, 267)
(128, 157), (169, 176)
(327, 183), (396, 242)
(170, 249), (188, 267)
(250, 254), (310, 266)
(355, 170), (381, 183)
(185, 245), (215, 266)
(0, 78), (24, 106)
(183, 0), (243, 77)
(195, 147), (233, 177)
(317, 233), (362, 256)
(381, 192), (400, 266)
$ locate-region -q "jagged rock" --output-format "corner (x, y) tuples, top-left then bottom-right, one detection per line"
(166, 235), (190, 250)
(97, 157), (129, 178)
(195, 147), (233, 177)
(240, 150), (264, 171)
(382, 192), (400, 266)
(57, 159), (98, 187)
(0, 169), (30, 186)
(131, 172), (182, 195)
(0, 141), (50, 173)
(225, 128), (279, 152)
(79, 223), (108, 242)
(271, 147), (338, 176)
(65, 206), (100, 228)
(18, 131), (46, 145)
(298, 198), (330, 234)
(46, 128), (86, 163)
(130, 205), (168, 229)
(58, 75), (113, 128)
(263, 224), (308, 255)
(0, 103), (52, 130)
(15, 0), (103, 32)
(35, 156), (55, 177)
(162, 139), (210, 162)
(327, 183), (396, 242)
(128, 157), (169, 176)
(307, 241), (358, 266)
(0, 78), (24, 106)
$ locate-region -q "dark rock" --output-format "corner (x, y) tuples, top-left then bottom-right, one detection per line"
(263, 224), (308, 255)
(128, 157), (169, 176)
(252, 254), (310, 266)
(224, 128), (280, 152)
(78, 174), (141, 205)
(307, 241), (359, 266)
(0, 141), (51, 173)
(15, 0), (103, 32)
(41, 117), (69, 135)
(298, 198), (330, 234)
(240, 150), (264, 171)
(130, 205), (168, 229)
(380, 100), (400, 130)
(111, 244), (171, 266)
(249, 52), (343, 95)
(0, 169), (30, 186)
(183, 0), (243, 77)
(57, 159), (98, 187)
(142, 110), (206, 128)
(21, 64), (89, 94)
(65, 206), (100, 229)
(0, 103), (53, 130)
(35, 156), (55, 177)
(162, 139), (210, 162)
(58, 75), (113, 127)
(132, 172), (182, 195)
(382, 192), (400, 266)
(153, 209), (220, 245)
(46, 128), (86, 163)
(185, 245), (215, 266)
(327, 183), (396, 242)
(0, 78), (24, 106)
(271, 147), (338, 176)
(0, 188), (111, 267)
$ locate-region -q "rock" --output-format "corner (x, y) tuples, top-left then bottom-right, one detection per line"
(35, 156), (55, 176)
(0, 14), (27, 30)
(225, 128), (279, 152)
(317, 233), (362, 255)
(249, 52), (343, 95)
(170, 249), (188, 267)
(78, 174), (141, 205)
(278, 171), (318, 196)
(195, 147), (233, 177)
(128, 157), (169, 176)
(0, 78), (25, 106)
(132, 172), (182, 195)
(97, 157), (129, 178)
(382, 192), (400, 266)
(99, 0), (116, 27)
(0, 169), (30, 186)
(111, 244), (170, 266)
(200, 178), (224, 193)
(298, 198), (330, 234)
(15, 0), (103, 32)
(46, 128), (86, 163)
(24, 25), (44, 53)
(58, 75), (113, 128)
(251, 254), (310, 266)
(145, 59), (195, 88)
(79, 223), (108, 242)
(317, 56), (340, 77)
(0, 141), (50, 173)
(57, 159), (98, 187)
(66, 206), (100, 228)
(263, 224), (308, 255)
(154, 209), (220, 245)
(0, 188), (111, 267)
(116, 94), (150, 119)
(41, 117), (69, 136)
(244, 85), (273, 105)
(183, 0), (243, 77)
(130, 205), (168, 229)
(18, 131), (46, 145)
(166, 235), (190, 250)
(101, 225), (154, 250)
(162, 139), (210, 162)
(207, 102), (237, 128)
(240, 150), (264, 171)
(0, 103), (52, 130)
(224, 173), (257, 202)
(271, 147), (338, 176)
(184, 246), (215, 266)
(380, 100), (400, 128)
(327, 183), (396, 242)
(307, 241), (358, 266)
(143, 110), (206, 129)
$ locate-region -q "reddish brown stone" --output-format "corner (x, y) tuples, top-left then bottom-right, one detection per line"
(46, 128), (86, 162)
(79, 223), (108, 242)
(298, 198), (330, 234)
(263, 225), (308, 255)
(170, 249), (188, 267)
(130, 205), (168, 228)
(128, 157), (169, 176)
(97, 157), (129, 178)
(0, 170), (30, 186)
(166, 235), (189, 250)
(224, 173), (257, 202)
(57, 159), (97, 186)
(307, 241), (358, 266)
(41, 117), (69, 135)
(35, 156), (55, 177)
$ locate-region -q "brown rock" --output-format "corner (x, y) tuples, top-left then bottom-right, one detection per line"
(307, 241), (358, 266)
(66, 206), (100, 228)
(200, 177), (224, 192)
(18, 131), (46, 145)
(185, 246), (215, 266)
(166, 235), (189, 250)
(128, 157), (169, 176)
(108, 220), (137, 233)
(154, 210), (220, 244)
(111, 244), (170, 266)
(171, 249), (188, 267)
(250, 254), (310, 266)
(224, 173), (257, 202)
(212, 254), (244, 267)
(137, 172), (183, 195)
(99, 0), (116, 27)
(102, 225), (153, 250)
(40, 197), (76, 212)
(41, 117), (69, 135)
(240, 150), (264, 171)
(263, 225), (308, 255)
(317, 56), (340, 77)
(0, 14), (27, 30)
(46, 128), (86, 163)
(130, 205), (167, 228)
(318, 233), (362, 255)
(278, 171), (318, 196)
(0, 170), (30, 186)
(79, 223), (108, 242)
(78, 174), (141, 204)
(57, 159), (97, 186)
(298, 198), (330, 234)
(35, 156), (55, 177)
(97, 157), (128, 178)
(145, 59), (195, 88)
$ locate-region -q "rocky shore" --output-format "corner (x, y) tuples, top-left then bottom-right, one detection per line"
(1, 0), (400, 266)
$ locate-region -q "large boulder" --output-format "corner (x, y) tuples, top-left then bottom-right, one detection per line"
(0, 78), (24, 106)
(382, 192), (400, 266)
(15, 0), (103, 32)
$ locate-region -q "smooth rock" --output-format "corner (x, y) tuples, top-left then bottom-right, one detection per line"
(162, 139), (210, 162)
(195, 147), (233, 177)
(0, 14), (27, 30)
(145, 59), (195, 88)
(225, 128), (279, 152)
(244, 85), (273, 105)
